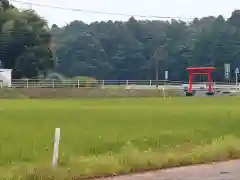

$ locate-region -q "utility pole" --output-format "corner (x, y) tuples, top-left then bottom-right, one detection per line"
(156, 57), (159, 87)
(147, 35), (168, 87)
(152, 45), (167, 88)
(87, 32), (109, 61)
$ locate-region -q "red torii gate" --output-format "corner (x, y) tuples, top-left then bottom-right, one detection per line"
(186, 67), (215, 94)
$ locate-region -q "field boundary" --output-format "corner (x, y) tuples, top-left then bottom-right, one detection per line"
(19, 135), (240, 180)
(0, 88), (181, 98)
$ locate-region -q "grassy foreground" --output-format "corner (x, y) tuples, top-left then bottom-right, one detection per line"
(1, 97), (240, 179)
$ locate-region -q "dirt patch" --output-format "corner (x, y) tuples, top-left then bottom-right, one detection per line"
(0, 88), (180, 98)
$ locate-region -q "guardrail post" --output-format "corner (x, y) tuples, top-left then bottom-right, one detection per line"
(52, 79), (55, 88)
(26, 79), (28, 88)
(150, 80), (152, 87)
(102, 80), (105, 89)
(77, 80), (80, 88)
(126, 80), (129, 86)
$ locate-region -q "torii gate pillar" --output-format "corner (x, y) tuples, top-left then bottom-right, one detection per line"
(186, 67), (215, 95)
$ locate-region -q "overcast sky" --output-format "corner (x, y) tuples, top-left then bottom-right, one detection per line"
(10, 0), (240, 27)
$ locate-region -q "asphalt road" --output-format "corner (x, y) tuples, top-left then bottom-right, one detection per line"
(96, 160), (240, 180)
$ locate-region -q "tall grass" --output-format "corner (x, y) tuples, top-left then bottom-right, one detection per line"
(0, 97), (240, 179)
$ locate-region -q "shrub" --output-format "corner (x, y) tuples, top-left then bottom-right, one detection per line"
(73, 76), (99, 87)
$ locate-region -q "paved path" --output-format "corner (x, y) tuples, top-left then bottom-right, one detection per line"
(96, 160), (240, 180)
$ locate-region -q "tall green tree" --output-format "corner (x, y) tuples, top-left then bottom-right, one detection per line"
(53, 9), (240, 82)
(0, 0), (54, 78)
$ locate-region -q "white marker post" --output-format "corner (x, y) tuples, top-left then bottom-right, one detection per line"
(162, 87), (166, 98)
(165, 70), (168, 84)
(52, 128), (60, 169)
(163, 70), (168, 98)
(235, 68), (239, 90)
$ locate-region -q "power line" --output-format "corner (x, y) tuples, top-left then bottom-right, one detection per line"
(10, 0), (196, 20)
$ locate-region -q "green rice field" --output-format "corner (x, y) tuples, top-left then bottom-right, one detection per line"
(1, 97), (240, 179)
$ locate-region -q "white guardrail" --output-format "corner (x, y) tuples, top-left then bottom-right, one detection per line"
(1, 79), (239, 91)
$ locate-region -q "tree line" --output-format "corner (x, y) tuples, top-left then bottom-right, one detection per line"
(1, 0), (240, 81)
